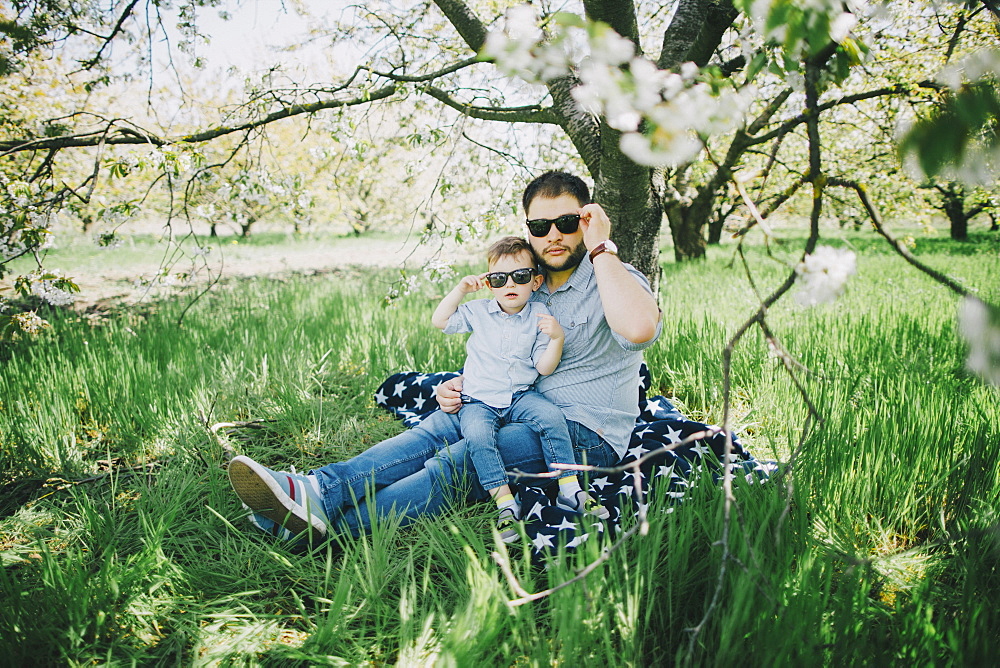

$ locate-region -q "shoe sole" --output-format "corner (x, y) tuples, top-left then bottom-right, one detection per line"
(228, 456), (327, 539)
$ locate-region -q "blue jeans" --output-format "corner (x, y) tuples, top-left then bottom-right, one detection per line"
(460, 390), (576, 490)
(309, 410), (619, 537)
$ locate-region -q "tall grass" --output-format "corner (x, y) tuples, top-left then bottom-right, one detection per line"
(1, 233), (998, 665)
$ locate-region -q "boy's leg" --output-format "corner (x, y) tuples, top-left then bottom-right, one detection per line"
(505, 391), (577, 473)
(458, 401), (509, 492)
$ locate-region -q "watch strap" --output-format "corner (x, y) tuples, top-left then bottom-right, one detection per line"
(589, 240), (618, 262)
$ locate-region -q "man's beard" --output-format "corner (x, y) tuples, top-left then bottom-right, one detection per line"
(536, 239), (588, 274)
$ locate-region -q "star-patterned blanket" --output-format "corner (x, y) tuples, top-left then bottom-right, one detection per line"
(374, 366), (777, 558)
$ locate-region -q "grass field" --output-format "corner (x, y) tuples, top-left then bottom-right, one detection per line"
(1, 228), (999, 665)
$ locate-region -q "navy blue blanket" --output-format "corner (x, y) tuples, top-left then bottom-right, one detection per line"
(374, 366), (776, 556)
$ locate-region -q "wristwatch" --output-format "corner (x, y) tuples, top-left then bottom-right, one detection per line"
(589, 239), (618, 262)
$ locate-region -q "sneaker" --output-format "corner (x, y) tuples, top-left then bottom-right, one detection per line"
(228, 455), (329, 539)
(496, 507), (520, 544)
(557, 490), (611, 521)
(246, 508), (303, 543)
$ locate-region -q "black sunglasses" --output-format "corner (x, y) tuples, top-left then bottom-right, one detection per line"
(525, 213), (581, 238)
(484, 268), (538, 289)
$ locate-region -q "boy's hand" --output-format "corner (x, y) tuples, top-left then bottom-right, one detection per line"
(536, 313), (564, 341)
(457, 274), (487, 294)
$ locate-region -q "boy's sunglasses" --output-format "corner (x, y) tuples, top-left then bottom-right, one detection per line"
(525, 213), (581, 238)
(485, 268), (538, 289)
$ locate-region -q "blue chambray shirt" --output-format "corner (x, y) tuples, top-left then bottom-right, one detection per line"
(530, 256), (661, 458)
(443, 299), (552, 409)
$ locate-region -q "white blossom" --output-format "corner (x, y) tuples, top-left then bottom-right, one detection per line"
(794, 246), (857, 306)
(830, 12), (857, 42)
(29, 271), (75, 306)
(619, 130), (701, 167)
(588, 24), (634, 66)
(958, 296), (1000, 386)
(11, 310), (48, 334)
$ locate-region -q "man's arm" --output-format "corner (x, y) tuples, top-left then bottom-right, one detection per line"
(431, 274), (484, 330)
(579, 204), (661, 344)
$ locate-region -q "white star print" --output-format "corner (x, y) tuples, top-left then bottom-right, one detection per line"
(692, 442), (712, 458)
(526, 501), (545, 520)
(592, 477), (611, 490)
(645, 398), (662, 414)
(566, 532), (590, 548)
(663, 425), (683, 443)
(413, 374), (428, 386)
(627, 444), (650, 459)
(393, 382), (407, 397)
(412, 395), (426, 411)
(532, 532), (555, 551)
(555, 516), (577, 531)
(374, 389), (387, 405)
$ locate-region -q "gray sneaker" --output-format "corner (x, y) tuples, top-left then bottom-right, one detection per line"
(496, 507), (520, 544)
(228, 455), (329, 539)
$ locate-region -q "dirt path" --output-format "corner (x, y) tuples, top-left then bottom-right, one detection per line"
(63, 233), (481, 309)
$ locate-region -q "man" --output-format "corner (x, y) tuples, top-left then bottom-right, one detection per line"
(227, 171), (662, 541)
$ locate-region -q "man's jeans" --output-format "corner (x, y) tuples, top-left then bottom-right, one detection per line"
(309, 410), (619, 537)
(459, 389), (576, 490)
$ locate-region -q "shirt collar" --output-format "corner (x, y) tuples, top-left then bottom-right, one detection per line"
(487, 299), (528, 317)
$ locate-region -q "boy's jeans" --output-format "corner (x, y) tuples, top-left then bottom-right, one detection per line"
(309, 410), (619, 537)
(459, 389), (576, 491)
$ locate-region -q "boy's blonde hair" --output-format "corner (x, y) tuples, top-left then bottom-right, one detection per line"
(486, 236), (535, 267)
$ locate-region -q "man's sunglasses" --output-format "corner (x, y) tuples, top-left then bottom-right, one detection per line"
(525, 213), (581, 238)
(484, 268), (538, 289)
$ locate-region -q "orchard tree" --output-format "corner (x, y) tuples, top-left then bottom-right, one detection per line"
(2, 0), (1000, 343)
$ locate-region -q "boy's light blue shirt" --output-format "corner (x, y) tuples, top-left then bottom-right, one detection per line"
(443, 299), (552, 409)
(530, 256), (661, 458)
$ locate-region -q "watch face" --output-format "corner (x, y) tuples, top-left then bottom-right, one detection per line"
(605, 240), (618, 254)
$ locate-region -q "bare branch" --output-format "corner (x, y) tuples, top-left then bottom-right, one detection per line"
(77, 0), (142, 71)
(366, 56), (481, 83)
(0, 86), (398, 154)
(423, 86), (560, 124)
(829, 177), (972, 298)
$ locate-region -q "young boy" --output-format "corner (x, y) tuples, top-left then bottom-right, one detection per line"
(431, 236), (608, 543)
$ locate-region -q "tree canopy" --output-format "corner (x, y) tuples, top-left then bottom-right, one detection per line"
(2, 0), (999, 348)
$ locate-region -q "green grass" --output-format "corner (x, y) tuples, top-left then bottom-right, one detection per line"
(1, 230), (999, 665)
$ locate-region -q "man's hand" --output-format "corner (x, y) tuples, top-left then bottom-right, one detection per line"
(435, 375), (464, 413)
(578, 203), (613, 252)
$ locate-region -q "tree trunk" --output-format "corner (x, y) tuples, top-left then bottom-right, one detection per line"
(591, 125), (662, 291)
(664, 201), (707, 260)
(943, 198), (969, 241)
(707, 215), (724, 245)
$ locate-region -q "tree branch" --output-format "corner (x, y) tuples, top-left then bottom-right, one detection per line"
(829, 177), (972, 298)
(422, 86), (560, 124)
(0, 86), (398, 153)
(367, 56), (480, 83)
(658, 0), (709, 70)
(77, 0), (141, 70)
(432, 0), (488, 52)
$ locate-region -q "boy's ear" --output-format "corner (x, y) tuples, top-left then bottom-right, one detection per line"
(531, 274), (544, 291)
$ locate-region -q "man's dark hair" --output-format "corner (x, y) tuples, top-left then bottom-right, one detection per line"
(521, 171), (591, 212)
(487, 235), (536, 267)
